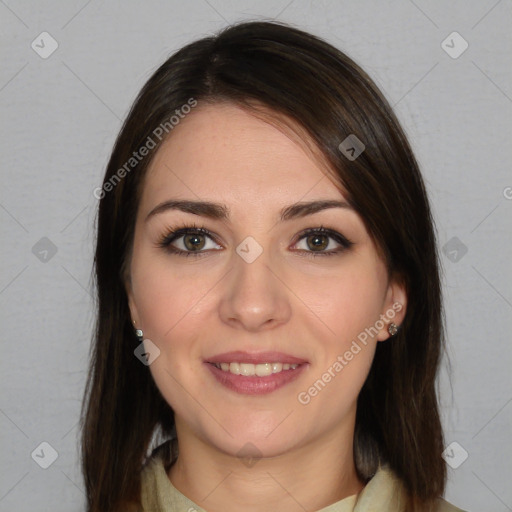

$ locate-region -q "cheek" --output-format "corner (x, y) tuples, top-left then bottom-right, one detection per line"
(293, 258), (387, 346)
(130, 246), (217, 342)
(130, 258), (216, 413)
(129, 249), (223, 401)
(296, 287), (378, 423)
(292, 257), (385, 402)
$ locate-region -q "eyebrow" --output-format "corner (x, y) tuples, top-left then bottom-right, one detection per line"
(145, 199), (352, 223)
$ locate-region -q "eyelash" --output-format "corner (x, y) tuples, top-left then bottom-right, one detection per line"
(156, 222), (354, 259)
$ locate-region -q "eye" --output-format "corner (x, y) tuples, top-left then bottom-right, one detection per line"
(157, 224), (222, 257)
(157, 224), (353, 258)
(292, 227), (353, 257)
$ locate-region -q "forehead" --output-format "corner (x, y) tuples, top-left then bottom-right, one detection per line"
(140, 103), (347, 215)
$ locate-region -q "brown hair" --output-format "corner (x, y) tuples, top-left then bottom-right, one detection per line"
(82, 20), (446, 511)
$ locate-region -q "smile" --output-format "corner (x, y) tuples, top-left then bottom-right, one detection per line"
(212, 362), (299, 376)
(205, 351), (308, 395)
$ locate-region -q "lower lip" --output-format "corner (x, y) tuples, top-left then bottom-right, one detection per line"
(205, 362), (307, 395)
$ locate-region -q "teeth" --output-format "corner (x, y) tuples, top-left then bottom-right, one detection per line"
(213, 362), (299, 376)
(255, 363), (272, 377)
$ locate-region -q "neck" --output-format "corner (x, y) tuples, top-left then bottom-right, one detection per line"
(168, 420), (364, 512)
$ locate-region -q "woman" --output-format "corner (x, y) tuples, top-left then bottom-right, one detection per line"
(82, 21), (465, 512)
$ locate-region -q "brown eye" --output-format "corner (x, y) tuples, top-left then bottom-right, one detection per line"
(183, 233), (206, 251)
(293, 227), (354, 257)
(306, 234), (329, 251)
(157, 226), (223, 257)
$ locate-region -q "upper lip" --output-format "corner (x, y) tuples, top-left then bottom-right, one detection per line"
(205, 351), (307, 365)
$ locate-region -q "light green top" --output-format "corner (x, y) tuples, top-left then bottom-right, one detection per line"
(140, 443), (465, 512)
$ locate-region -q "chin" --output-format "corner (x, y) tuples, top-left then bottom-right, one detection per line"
(195, 413), (307, 461)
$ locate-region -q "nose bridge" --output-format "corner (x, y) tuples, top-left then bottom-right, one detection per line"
(218, 238), (291, 331)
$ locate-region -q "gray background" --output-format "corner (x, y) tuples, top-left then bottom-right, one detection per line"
(1, 1), (511, 511)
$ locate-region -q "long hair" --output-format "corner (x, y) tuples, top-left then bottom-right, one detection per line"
(81, 20), (446, 511)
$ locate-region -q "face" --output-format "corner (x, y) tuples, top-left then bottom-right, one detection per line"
(127, 103), (406, 459)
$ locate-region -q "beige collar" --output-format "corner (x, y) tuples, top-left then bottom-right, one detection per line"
(140, 444), (463, 512)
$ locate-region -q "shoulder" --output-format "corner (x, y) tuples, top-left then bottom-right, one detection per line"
(434, 497), (467, 512)
(366, 466), (466, 512)
(140, 440), (205, 512)
(140, 441), (174, 511)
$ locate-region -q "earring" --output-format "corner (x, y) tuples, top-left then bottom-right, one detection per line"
(132, 319), (144, 342)
(388, 323), (398, 336)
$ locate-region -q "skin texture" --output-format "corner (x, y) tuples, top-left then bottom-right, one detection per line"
(126, 103), (407, 512)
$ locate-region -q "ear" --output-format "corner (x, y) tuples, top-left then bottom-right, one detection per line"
(376, 276), (407, 342)
(125, 274), (140, 328)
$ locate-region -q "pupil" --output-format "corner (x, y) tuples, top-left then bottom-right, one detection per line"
(185, 234), (204, 251)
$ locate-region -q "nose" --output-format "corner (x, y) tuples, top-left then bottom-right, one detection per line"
(218, 246), (292, 332)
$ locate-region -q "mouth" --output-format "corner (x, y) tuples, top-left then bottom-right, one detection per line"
(205, 351), (308, 395)
(211, 361), (299, 376)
